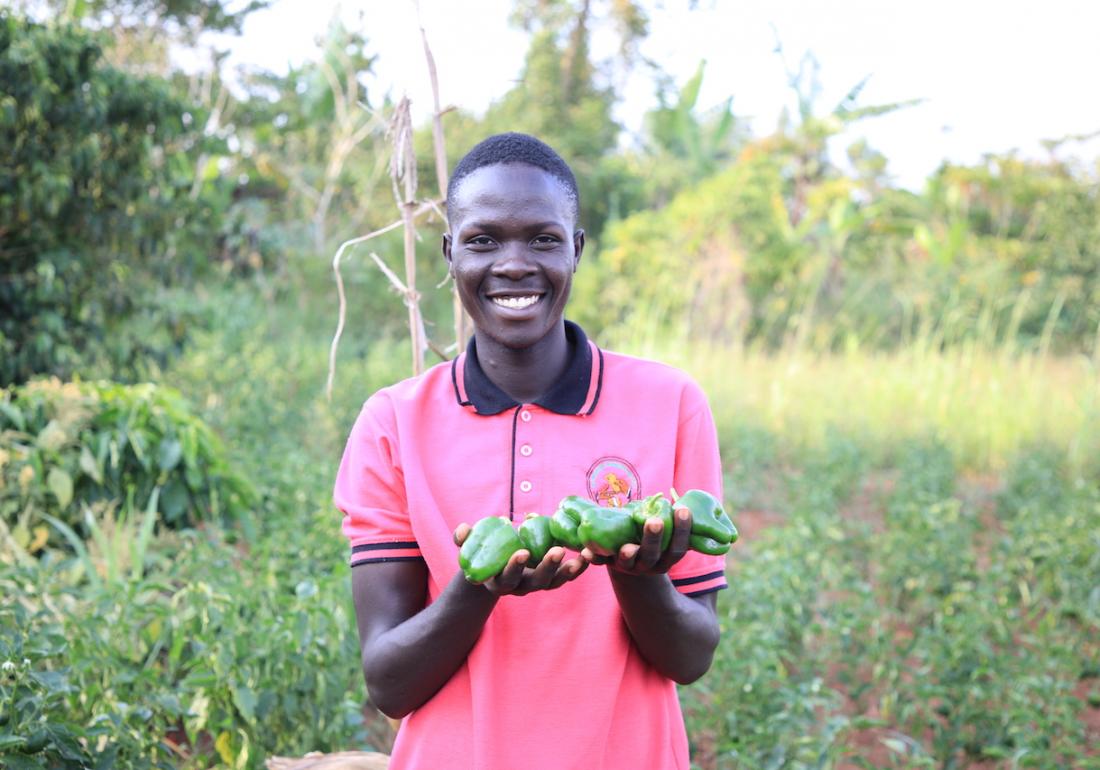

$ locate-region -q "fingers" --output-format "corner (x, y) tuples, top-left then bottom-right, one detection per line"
(632, 516), (666, 571)
(499, 547), (587, 595)
(549, 553), (589, 590)
(581, 547), (612, 567)
(654, 507), (692, 572)
(524, 546), (565, 591)
(453, 523), (472, 547)
(610, 516), (667, 573)
(486, 549), (530, 594)
(613, 542), (641, 571)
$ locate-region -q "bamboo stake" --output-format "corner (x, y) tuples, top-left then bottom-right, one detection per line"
(415, 0), (468, 349)
(325, 201), (438, 400)
(389, 97), (424, 376)
(326, 7), (464, 399)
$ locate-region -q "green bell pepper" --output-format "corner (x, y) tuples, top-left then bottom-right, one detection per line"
(577, 505), (638, 557)
(674, 489), (738, 547)
(458, 516), (523, 583)
(518, 513), (554, 564)
(549, 495), (594, 550)
(689, 533), (731, 556)
(630, 493), (674, 551)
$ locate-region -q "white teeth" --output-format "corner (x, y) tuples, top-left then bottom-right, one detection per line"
(492, 295), (540, 309)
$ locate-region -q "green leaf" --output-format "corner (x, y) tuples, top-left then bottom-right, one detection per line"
(41, 723), (88, 762)
(44, 514), (101, 591)
(131, 486), (159, 581)
(157, 437), (182, 472)
(47, 467), (73, 509)
(0, 735), (26, 750)
(232, 683), (257, 723)
(128, 428), (149, 469)
(28, 670), (71, 695)
(2, 753), (46, 769)
(160, 479), (190, 524)
(0, 401), (25, 431)
(79, 444), (103, 484)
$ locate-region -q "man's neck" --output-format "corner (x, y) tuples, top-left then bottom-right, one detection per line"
(472, 323), (570, 405)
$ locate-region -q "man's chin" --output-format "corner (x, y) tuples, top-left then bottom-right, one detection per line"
(476, 320), (562, 353)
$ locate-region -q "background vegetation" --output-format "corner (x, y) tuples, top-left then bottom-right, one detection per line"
(2, 0), (1098, 767)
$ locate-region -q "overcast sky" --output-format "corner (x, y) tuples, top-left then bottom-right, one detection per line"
(207, 0), (1100, 189)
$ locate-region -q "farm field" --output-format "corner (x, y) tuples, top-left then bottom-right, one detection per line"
(5, 4), (1100, 766)
(3, 280), (1098, 768)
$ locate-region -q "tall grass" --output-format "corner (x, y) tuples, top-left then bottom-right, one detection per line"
(637, 342), (1100, 474)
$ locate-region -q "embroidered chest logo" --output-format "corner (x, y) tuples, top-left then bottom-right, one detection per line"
(586, 456), (641, 508)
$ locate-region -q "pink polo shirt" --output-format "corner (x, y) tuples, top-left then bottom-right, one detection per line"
(334, 322), (728, 770)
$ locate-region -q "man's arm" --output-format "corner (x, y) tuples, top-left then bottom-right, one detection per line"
(586, 510), (722, 684)
(352, 561), (497, 719)
(352, 540), (589, 719)
(608, 576), (719, 684)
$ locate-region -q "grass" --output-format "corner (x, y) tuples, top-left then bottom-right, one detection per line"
(651, 342), (1100, 474)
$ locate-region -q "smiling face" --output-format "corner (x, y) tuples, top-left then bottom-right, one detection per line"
(443, 163), (585, 351)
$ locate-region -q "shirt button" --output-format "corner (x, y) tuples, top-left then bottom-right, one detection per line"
(520, 410), (532, 422)
(519, 444), (533, 457)
(519, 480), (533, 493)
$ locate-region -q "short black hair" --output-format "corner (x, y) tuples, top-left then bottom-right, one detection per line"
(446, 132), (580, 223)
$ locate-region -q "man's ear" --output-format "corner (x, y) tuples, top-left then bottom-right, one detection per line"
(442, 233), (453, 274)
(572, 229), (585, 272)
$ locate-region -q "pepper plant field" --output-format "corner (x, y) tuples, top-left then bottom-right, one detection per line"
(2, 278), (1099, 769)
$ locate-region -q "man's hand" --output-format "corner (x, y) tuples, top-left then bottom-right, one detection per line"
(453, 524), (590, 596)
(582, 507), (692, 576)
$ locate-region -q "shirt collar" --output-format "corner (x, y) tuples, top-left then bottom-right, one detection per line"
(451, 320), (604, 416)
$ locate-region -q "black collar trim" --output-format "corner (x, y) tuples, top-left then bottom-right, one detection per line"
(449, 321), (602, 416)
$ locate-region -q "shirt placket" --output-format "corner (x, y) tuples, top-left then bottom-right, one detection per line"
(511, 404), (542, 520)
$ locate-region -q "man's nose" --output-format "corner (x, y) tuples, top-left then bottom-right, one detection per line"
(490, 242), (537, 280)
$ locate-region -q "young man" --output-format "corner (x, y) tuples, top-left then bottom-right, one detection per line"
(334, 133), (728, 769)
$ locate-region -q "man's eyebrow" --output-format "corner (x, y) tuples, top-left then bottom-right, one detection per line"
(458, 221), (568, 233)
(458, 221), (499, 233)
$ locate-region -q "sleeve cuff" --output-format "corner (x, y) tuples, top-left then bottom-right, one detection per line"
(349, 539), (423, 567)
(671, 569), (728, 597)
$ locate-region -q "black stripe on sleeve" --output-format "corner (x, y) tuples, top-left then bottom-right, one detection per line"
(351, 541), (419, 554)
(350, 556), (425, 566)
(683, 584), (728, 598)
(671, 569), (727, 587)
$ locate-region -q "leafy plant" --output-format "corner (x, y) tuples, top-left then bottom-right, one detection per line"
(0, 378), (257, 548)
(1, 510), (381, 769)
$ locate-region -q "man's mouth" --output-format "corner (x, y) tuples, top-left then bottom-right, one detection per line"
(490, 295), (542, 310)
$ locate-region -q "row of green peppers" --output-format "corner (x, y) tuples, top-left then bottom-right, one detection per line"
(458, 489), (738, 583)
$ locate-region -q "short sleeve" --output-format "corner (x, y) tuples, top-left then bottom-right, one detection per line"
(667, 381), (729, 597)
(333, 393), (423, 567)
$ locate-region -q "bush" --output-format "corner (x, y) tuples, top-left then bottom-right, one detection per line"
(0, 12), (224, 385)
(0, 378), (256, 549)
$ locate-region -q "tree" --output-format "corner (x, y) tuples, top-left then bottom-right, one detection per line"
(0, 13), (218, 385)
(639, 60), (742, 206)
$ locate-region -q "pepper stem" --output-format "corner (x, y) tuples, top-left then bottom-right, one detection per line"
(669, 487), (680, 502)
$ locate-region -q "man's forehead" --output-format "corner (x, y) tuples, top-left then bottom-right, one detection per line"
(451, 163), (576, 226)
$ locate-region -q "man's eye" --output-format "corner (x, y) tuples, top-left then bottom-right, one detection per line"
(532, 235), (559, 246)
(467, 236), (495, 247)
